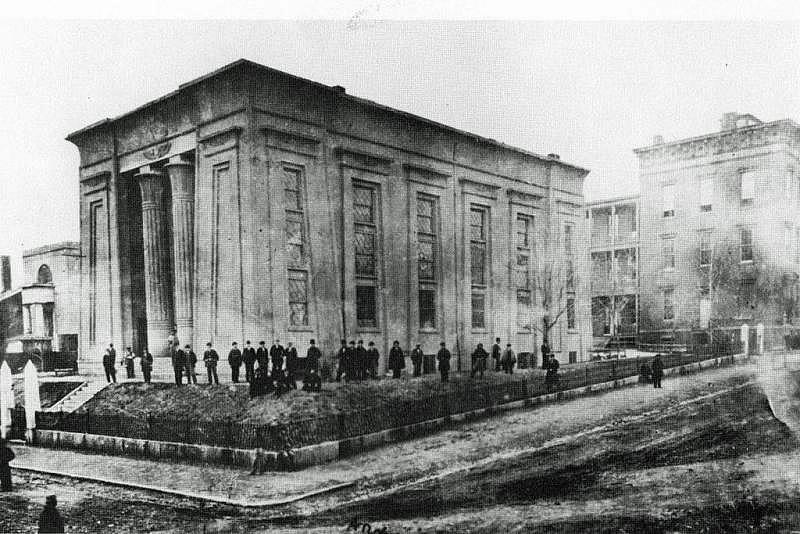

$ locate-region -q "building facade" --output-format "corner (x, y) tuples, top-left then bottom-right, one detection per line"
(587, 195), (639, 344)
(67, 59), (591, 371)
(635, 113), (800, 344)
(0, 243), (80, 355)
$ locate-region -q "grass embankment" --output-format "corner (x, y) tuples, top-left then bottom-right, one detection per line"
(78, 370), (538, 424)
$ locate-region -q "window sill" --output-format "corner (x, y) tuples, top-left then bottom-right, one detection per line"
(357, 327), (382, 334)
(471, 328), (488, 334)
(288, 326), (314, 332)
(418, 328), (439, 334)
(517, 330), (532, 335)
(740, 260), (754, 265)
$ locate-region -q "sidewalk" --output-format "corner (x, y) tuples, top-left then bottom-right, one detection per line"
(7, 359), (757, 508)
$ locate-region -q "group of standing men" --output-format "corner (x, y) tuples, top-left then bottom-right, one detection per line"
(469, 338), (519, 379)
(101, 343), (154, 384)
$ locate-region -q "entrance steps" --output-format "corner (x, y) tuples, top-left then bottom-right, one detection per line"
(46, 380), (108, 413)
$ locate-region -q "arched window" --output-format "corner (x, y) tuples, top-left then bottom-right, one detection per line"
(37, 264), (52, 284)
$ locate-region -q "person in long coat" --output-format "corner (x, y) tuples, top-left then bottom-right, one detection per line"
(140, 349), (153, 384)
(171, 344), (186, 385)
(491, 338), (502, 371)
(344, 340), (357, 382)
(540, 341), (551, 370)
(183, 345), (198, 385)
(410, 343), (424, 377)
(303, 339), (323, 392)
(284, 342), (299, 389)
(436, 342), (451, 383)
(203, 342), (219, 385)
(38, 494), (64, 533)
(388, 340), (405, 379)
(501, 343), (516, 375)
(122, 347), (136, 379)
(256, 341), (270, 371)
(228, 342), (243, 383)
(355, 340), (368, 380)
(243, 341), (257, 383)
(471, 343), (489, 378)
(651, 354), (664, 389)
(102, 348), (116, 383)
(0, 438), (14, 492)
(367, 341), (380, 378)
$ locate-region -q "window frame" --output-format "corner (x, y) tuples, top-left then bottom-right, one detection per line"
(740, 170), (756, 204)
(662, 236), (676, 271)
(740, 227), (754, 263)
(662, 183), (676, 218)
(663, 287), (675, 322)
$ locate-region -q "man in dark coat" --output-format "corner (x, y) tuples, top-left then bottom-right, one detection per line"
(335, 339), (347, 381)
(410, 343), (424, 377)
(270, 342), (285, 394)
(171, 344), (186, 385)
(269, 339), (285, 366)
(243, 340), (257, 383)
(436, 341), (451, 383)
(651, 354), (664, 389)
(303, 339), (323, 391)
(355, 340), (368, 380)
(203, 342), (219, 384)
(491, 338), (502, 371)
(284, 342), (299, 389)
(183, 344), (198, 384)
(471, 343), (489, 379)
(0, 438), (13, 492)
(388, 340), (405, 378)
(367, 341), (380, 378)
(344, 340), (357, 382)
(122, 346), (136, 379)
(256, 341), (270, 371)
(102, 348), (116, 383)
(228, 341), (243, 383)
(38, 494), (64, 533)
(541, 341), (551, 370)
(140, 349), (153, 384)
(546, 354), (560, 392)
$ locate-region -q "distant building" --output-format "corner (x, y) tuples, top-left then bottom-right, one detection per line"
(0, 242), (80, 355)
(587, 195), (639, 345)
(634, 113), (800, 346)
(66, 59), (592, 370)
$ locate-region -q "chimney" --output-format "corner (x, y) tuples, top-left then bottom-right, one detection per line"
(0, 256), (10, 292)
(652, 134), (664, 145)
(547, 153), (560, 160)
(721, 112), (739, 131)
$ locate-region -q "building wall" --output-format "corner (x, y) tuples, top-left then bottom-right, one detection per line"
(69, 60), (592, 369)
(636, 118), (800, 338)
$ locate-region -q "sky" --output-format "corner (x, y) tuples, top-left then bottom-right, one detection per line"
(0, 17), (799, 281)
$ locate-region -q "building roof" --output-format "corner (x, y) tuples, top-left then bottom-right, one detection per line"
(23, 241), (80, 258)
(66, 58), (589, 174)
(585, 193), (640, 207)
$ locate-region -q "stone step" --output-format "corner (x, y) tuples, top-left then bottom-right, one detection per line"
(46, 380), (108, 413)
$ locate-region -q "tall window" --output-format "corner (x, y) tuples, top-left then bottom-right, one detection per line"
(354, 184), (379, 328)
(37, 264), (52, 284)
(700, 178), (713, 212)
(740, 228), (753, 262)
(88, 201), (102, 343)
(516, 215), (533, 330)
(417, 195), (438, 329)
(662, 236), (675, 270)
(564, 224), (575, 291)
(470, 206), (489, 329)
(662, 183), (676, 217)
(739, 278), (756, 309)
(566, 297), (576, 330)
(283, 167), (309, 326)
(699, 230), (712, 267)
(663, 288), (675, 321)
(740, 171), (755, 204)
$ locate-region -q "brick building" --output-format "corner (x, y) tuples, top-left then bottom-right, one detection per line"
(66, 59), (591, 371)
(587, 195), (639, 345)
(635, 113), (800, 345)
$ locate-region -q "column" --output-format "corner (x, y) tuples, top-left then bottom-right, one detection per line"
(136, 165), (174, 357)
(31, 304), (45, 337)
(165, 155), (195, 347)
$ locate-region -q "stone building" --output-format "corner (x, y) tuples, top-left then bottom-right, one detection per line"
(66, 59), (591, 372)
(635, 113), (800, 345)
(0, 243), (80, 355)
(587, 195), (639, 345)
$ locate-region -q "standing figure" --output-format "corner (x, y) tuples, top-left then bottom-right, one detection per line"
(335, 339), (347, 381)
(122, 346), (136, 379)
(183, 344), (198, 384)
(501, 343), (516, 375)
(167, 328), (180, 353)
(471, 343), (489, 379)
(102, 348), (116, 384)
(303, 339), (323, 392)
(203, 342), (219, 385)
(436, 341), (451, 383)
(344, 340), (357, 382)
(228, 341), (243, 383)
(651, 353), (664, 389)
(256, 341), (269, 372)
(140, 349), (153, 384)
(546, 354), (560, 392)
(540, 341), (551, 370)
(243, 340), (257, 383)
(355, 340), (368, 380)
(0, 438), (14, 492)
(388, 340), (405, 379)
(171, 344), (186, 385)
(367, 341), (380, 378)
(284, 342), (298, 390)
(410, 343), (424, 377)
(38, 494), (64, 533)
(270, 342), (285, 393)
(491, 338), (502, 371)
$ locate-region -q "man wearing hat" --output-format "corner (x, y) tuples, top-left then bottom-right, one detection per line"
(243, 340), (257, 383)
(183, 344), (198, 385)
(436, 341), (451, 383)
(38, 494), (65, 533)
(228, 341), (243, 383)
(203, 342), (219, 385)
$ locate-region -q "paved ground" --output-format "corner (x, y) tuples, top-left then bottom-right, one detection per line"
(7, 357), (757, 508)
